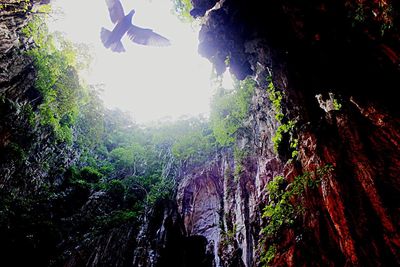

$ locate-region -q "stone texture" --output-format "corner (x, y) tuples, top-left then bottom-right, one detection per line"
(0, 0), (36, 101)
(132, 200), (214, 267)
(1, 0), (399, 266)
(183, 0), (400, 266)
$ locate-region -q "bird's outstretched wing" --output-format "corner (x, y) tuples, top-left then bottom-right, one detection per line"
(105, 0), (125, 24)
(127, 25), (171, 47)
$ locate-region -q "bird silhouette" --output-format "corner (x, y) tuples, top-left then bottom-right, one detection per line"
(101, 0), (171, 52)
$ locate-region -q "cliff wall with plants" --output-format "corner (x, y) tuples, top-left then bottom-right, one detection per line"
(177, 0), (400, 266)
(0, 0), (399, 267)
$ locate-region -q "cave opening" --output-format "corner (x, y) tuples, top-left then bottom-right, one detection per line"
(1, 0), (399, 266)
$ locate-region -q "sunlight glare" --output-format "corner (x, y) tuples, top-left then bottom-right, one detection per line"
(221, 69), (235, 90)
(49, 0), (214, 123)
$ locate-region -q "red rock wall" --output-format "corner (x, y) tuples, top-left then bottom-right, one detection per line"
(179, 0), (400, 266)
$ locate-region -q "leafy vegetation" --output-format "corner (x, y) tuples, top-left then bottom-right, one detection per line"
(266, 76), (298, 158)
(233, 146), (249, 182)
(21, 10), (91, 143)
(210, 78), (255, 146)
(259, 164), (334, 266)
(2, 2), (312, 265)
(18, 6), (193, 222)
(0, 7), (226, 265)
(171, 0), (194, 22)
(0, 0), (32, 13)
(220, 224), (237, 248)
(96, 209), (139, 228)
(349, 0), (394, 35)
(332, 98), (342, 111)
(152, 117), (217, 168)
(260, 244), (277, 266)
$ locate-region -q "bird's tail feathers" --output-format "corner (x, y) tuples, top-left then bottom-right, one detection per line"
(110, 41), (125, 53)
(101, 27), (112, 48)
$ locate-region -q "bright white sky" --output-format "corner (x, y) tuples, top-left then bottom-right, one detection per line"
(49, 0), (234, 124)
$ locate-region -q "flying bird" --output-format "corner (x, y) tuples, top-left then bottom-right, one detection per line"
(101, 0), (171, 52)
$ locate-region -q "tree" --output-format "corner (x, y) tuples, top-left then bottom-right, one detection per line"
(210, 78), (255, 146)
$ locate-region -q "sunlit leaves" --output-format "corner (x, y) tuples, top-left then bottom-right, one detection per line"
(171, 0), (193, 22)
(260, 165), (334, 264)
(22, 11), (91, 143)
(210, 78), (255, 146)
(151, 117), (216, 166)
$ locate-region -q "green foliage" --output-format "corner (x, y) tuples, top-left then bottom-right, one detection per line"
(353, 3), (366, 23)
(266, 76), (298, 158)
(171, 128), (213, 162)
(233, 146), (248, 182)
(0, 98), (38, 168)
(350, 1), (394, 35)
(74, 88), (105, 149)
(1, 6), (230, 264)
(210, 78), (255, 146)
(68, 166), (97, 191)
(79, 166), (103, 183)
(21, 12), (91, 143)
(5, 142), (27, 163)
(0, 0), (31, 13)
(267, 79), (283, 122)
(106, 180), (126, 198)
(146, 176), (174, 205)
(172, 0), (194, 22)
(96, 209), (139, 229)
(110, 143), (146, 174)
(224, 55), (231, 67)
(260, 244), (277, 266)
(220, 224), (237, 248)
(261, 175), (294, 238)
(74, 111), (175, 207)
(271, 120), (296, 153)
(333, 98), (342, 111)
(259, 164), (334, 265)
(151, 117), (216, 167)
(72, 112), (219, 213)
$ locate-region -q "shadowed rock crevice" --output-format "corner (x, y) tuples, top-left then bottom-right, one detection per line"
(133, 200), (215, 267)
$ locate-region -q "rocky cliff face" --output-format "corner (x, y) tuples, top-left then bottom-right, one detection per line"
(1, 0), (399, 266)
(0, 2), (121, 266)
(170, 88), (284, 267)
(0, 0), (70, 189)
(170, 0), (400, 266)
(0, 2), (77, 265)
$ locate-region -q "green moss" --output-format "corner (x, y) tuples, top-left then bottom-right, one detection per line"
(224, 55), (231, 67)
